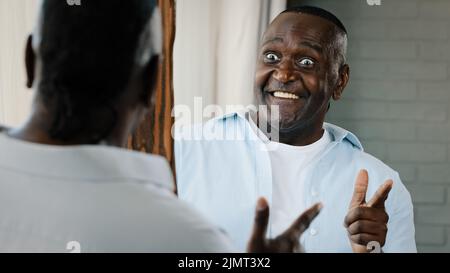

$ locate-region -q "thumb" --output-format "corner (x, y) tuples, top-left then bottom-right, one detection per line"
(349, 169), (369, 209)
(247, 198), (270, 252)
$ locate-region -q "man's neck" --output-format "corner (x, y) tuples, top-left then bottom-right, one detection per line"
(5, 115), (124, 147)
(250, 111), (325, 147)
(279, 126), (325, 146)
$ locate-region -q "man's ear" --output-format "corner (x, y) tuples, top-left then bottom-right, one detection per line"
(25, 35), (36, 89)
(332, 64), (350, 101)
(141, 55), (160, 107)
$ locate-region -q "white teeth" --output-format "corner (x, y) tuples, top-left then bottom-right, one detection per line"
(273, 91), (300, 100)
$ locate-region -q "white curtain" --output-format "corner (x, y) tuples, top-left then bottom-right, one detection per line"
(0, 0), (38, 127)
(174, 0), (286, 123)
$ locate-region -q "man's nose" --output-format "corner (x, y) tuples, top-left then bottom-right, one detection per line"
(272, 61), (297, 83)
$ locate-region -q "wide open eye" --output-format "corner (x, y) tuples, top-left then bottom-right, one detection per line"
(298, 58), (315, 68)
(264, 52), (281, 64)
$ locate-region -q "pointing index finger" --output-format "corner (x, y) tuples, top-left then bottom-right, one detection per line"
(284, 203), (323, 238)
(367, 180), (394, 208)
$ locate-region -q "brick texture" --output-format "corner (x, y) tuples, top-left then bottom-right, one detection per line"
(294, 0), (450, 252)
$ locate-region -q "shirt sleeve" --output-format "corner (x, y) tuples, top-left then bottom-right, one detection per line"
(383, 172), (417, 253)
(171, 199), (239, 253)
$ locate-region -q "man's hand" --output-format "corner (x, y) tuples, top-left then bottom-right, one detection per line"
(344, 169), (393, 253)
(247, 198), (322, 253)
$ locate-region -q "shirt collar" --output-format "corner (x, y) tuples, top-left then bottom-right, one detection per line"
(218, 110), (364, 151)
(323, 123), (363, 150)
(0, 133), (174, 191)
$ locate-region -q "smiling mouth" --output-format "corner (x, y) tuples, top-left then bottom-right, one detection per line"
(269, 91), (300, 100)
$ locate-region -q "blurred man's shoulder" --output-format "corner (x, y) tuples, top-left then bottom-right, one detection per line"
(131, 183), (235, 252)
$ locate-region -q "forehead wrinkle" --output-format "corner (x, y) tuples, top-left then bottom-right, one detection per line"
(262, 36), (284, 46)
(268, 13), (342, 44)
(262, 13), (347, 64)
(264, 25), (332, 51)
(262, 32), (325, 58)
(299, 40), (323, 54)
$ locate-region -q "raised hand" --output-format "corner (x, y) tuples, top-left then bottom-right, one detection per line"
(247, 197), (322, 253)
(344, 169), (393, 253)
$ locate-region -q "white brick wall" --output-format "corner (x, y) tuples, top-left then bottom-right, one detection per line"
(291, 0), (450, 252)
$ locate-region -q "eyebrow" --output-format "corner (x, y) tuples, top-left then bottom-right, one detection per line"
(300, 41), (323, 54)
(262, 37), (323, 54)
(262, 37), (284, 46)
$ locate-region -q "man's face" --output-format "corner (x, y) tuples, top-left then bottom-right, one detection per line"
(255, 12), (345, 131)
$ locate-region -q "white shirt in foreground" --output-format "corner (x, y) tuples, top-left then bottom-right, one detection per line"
(0, 132), (235, 253)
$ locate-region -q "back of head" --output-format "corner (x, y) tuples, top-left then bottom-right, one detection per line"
(34, 0), (159, 143)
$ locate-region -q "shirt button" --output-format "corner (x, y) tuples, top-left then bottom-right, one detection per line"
(310, 228), (318, 236)
(311, 189), (319, 197)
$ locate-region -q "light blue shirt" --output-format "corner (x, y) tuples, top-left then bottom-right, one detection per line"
(175, 111), (416, 253)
